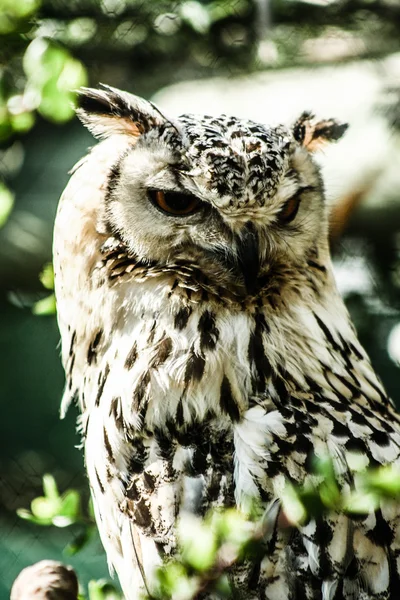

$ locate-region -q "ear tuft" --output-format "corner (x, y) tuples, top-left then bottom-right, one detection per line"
(76, 84), (167, 139)
(293, 111), (348, 152)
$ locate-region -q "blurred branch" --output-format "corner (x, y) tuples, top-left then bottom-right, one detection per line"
(35, 0), (400, 28)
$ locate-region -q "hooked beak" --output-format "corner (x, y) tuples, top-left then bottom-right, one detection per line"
(204, 222), (260, 296)
(233, 222), (260, 295)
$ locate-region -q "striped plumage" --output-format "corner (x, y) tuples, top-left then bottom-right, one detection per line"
(53, 85), (400, 600)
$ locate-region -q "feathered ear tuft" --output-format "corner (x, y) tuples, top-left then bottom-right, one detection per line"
(76, 84), (168, 139)
(292, 111), (348, 152)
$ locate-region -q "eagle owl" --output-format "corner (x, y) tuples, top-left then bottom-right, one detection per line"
(53, 85), (400, 600)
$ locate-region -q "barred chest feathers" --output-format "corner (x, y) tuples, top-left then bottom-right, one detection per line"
(53, 86), (400, 600)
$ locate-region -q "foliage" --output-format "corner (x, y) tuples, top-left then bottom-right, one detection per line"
(0, 181), (14, 227)
(32, 262), (56, 315)
(17, 458), (400, 600)
(16, 474), (122, 599)
(17, 473), (96, 554)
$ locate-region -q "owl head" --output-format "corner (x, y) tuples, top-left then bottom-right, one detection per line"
(77, 85), (347, 298)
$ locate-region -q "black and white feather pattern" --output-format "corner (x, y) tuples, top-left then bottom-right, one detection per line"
(53, 86), (400, 600)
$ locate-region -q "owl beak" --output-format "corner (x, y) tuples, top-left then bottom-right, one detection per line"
(234, 222), (260, 295)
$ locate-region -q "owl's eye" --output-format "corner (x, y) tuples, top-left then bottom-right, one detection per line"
(148, 189), (202, 216)
(278, 196), (301, 224)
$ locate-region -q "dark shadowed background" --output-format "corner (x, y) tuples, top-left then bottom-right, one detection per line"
(1, 0), (400, 598)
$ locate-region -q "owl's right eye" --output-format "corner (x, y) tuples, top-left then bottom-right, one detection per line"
(148, 189), (202, 216)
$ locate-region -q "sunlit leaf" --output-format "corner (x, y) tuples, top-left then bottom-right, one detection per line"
(363, 465), (400, 498)
(32, 293), (56, 315)
(343, 490), (380, 515)
(281, 481), (307, 525)
(0, 182), (14, 227)
(31, 496), (61, 521)
(88, 579), (123, 600)
(39, 263), (54, 290)
(39, 81), (75, 122)
(59, 490), (81, 520)
(23, 39), (68, 85)
(178, 514), (217, 572)
(0, 0), (41, 34)
(155, 563), (193, 599)
(211, 508), (252, 546)
(16, 508), (45, 524)
(58, 57), (88, 92)
(43, 473), (60, 501)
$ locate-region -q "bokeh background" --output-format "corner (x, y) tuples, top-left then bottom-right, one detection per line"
(1, 0), (400, 597)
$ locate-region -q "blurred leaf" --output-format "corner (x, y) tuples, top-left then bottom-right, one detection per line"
(43, 473), (60, 500)
(211, 508), (252, 547)
(16, 507), (51, 525)
(31, 495), (62, 522)
(88, 579), (123, 600)
(281, 481), (307, 526)
(10, 110), (35, 132)
(0, 182), (14, 227)
(362, 465), (400, 498)
(23, 38), (87, 122)
(65, 525), (95, 556)
(39, 262), (54, 290)
(314, 456), (341, 509)
(23, 39), (68, 85)
(212, 574), (232, 598)
(343, 490), (380, 515)
(154, 563), (195, 600)
(58, 57), (88, 92)
(53, 490), (82, 527)
(178, 514), (217, 572)
(39, 81), (75, 122)
(32, 293), (56, 315)
(0, 0), (41, 34)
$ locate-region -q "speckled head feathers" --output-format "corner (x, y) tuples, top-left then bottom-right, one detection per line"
(76, 85), (347, 210)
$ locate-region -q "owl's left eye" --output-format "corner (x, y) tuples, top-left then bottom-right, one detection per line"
(278, 195), (301, 224)
(148, 189), (202, 216)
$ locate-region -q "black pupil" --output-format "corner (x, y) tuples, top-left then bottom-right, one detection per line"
(164, 191), (193, 211)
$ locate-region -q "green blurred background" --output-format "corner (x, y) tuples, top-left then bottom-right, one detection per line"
(1, 0), (400, 597)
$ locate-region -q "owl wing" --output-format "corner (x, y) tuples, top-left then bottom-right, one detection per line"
(235, 359), (400, 599)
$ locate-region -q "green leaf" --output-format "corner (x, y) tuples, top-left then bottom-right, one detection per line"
(0, 0), (41, 34)
(0, 182), (14, 228)
(88, 580), (123, 600)
(10, 111), (35, 133)
(212, 574), (232, 598)
(343, 490), (380, 515)
(39, 263), (54, 290)
(57, 489), (81, 522)
(16, 508), (44, 524)
(212, 508), (251, 546)
(65, 525), (95, 556)
(154, 563), (194, 599)
(43, 473), (60, 501)
(23, 39), (68, 85)
(31, 496), (61, 522)
(363, 466), (400, 498)
(39, 81), (74, 122)
(58, 57), (88, 92)
(281, 482), (308, 525)
(32, 293), (56, 315)
(178, 515), (217, 572)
